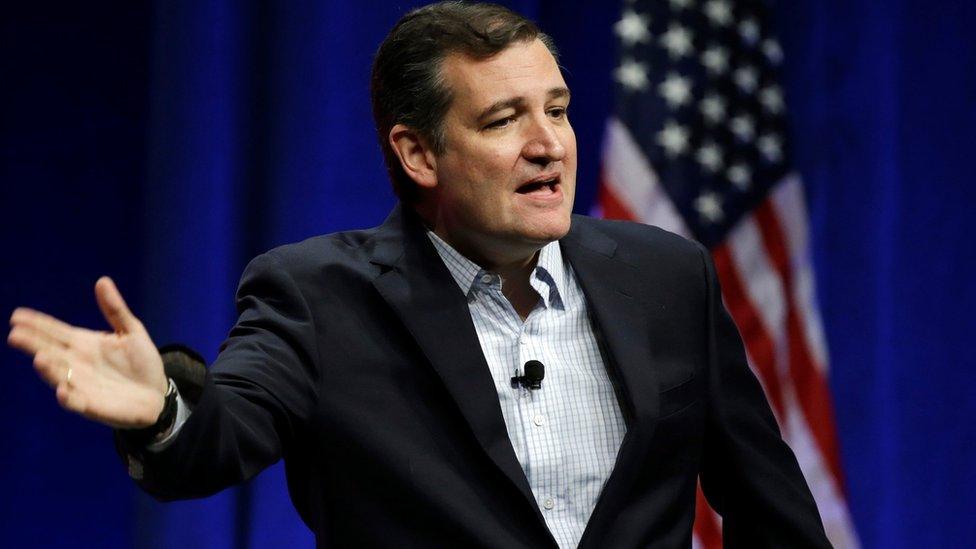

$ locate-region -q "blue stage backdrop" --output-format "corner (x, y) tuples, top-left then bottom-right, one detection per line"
(2, 1), (974, 548)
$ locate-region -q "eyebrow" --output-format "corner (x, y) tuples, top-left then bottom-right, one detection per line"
(476, 87), (572, 123)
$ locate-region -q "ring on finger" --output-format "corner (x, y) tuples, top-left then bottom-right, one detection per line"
(65, 367), (73, 385)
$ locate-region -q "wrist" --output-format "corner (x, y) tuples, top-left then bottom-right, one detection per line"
(125, 378), (178, 446)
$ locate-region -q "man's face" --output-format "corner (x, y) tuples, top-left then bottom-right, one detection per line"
(429, 38), (577, 264)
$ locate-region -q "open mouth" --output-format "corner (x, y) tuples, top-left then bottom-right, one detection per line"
(516, 175), (560, 195)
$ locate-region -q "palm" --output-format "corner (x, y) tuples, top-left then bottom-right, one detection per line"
(8, 277), (168, 428)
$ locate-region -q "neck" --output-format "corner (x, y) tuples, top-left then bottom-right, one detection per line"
(438, 228), (542, 285)
(458, 243), (544, 321)
(415, 201), (554, 319)
(415, 201), (545, 280)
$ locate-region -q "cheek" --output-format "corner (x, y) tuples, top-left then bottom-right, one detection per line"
(464, 153), (514, 194)
(562, 128), (578, 162)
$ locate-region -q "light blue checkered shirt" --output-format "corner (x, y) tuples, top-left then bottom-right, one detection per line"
(427, 232), (628, 549)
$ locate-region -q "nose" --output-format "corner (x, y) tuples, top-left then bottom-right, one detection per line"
(521, 115), (567, 165)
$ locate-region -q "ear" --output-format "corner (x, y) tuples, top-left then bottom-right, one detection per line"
(389, 124), (439, 190)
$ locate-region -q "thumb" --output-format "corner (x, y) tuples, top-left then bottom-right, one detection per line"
(95, 276), (139, 333)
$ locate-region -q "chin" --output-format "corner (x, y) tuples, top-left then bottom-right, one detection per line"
(522, 215), (572, 244)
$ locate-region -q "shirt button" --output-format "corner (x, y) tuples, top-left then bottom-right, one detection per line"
(533, 414), (546, 426)
(480, 274), (493, 284)
(543, 497), (555, 510)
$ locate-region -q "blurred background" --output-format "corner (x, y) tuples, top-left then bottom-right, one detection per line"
(2, 1), (974, 547)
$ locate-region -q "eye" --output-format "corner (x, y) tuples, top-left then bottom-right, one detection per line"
(484, 116), (515, 130)
(547, 106), (568, 120)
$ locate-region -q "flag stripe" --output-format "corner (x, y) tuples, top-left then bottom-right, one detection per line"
(711, 242), (787, 420)
(726, 214), (790, 391)
(694, 483), (723, 549)
(600, 118), (691, 237)
(597, 171), (640, 222)
(769, 176), (830, 371)
(780, 378), (860, 548)
(753, 201), (846, 487)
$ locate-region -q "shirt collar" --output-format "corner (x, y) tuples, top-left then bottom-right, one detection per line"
(426, 230), (484, 295)
(426, 231), (567, 309)
(532, 239), (567, 310)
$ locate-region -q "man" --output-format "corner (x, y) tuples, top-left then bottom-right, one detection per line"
(7, 2), (831, 547)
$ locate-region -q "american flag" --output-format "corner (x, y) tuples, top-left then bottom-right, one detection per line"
(596, 0), (859, 547)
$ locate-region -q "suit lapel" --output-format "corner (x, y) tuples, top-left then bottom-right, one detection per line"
(560, 218), (663, 547)
(367, 206), (544, 524)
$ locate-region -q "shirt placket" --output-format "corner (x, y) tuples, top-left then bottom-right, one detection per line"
(516, 302), (566, 534)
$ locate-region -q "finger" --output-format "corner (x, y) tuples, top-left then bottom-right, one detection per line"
(56, 382), (87, 415)
(7, 324), (65, 356)
(9, 308), (75, 347)
(95, 277), (139, 334)
(33, 348), (73, 389)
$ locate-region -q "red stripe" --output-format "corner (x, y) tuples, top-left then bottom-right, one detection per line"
(711, 243), (788, 422)
(694, 481), (723, 548)
(753, 200), (847, 491)
(597, 174), (639, 221)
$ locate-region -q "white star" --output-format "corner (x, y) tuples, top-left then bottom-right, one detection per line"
(660, 24), (695, 59)
(614, 10), (652, 47)
(669, 0), (694, 10)
(733, 65), (759, 93)
(727, 163), (752, 190)
(759, 85), (785, 113)
(694, 191), (724, 223)
(758, 134), (783, 162)
(729, 114), (755, 141)
(762, 39), (784, 64)
(701, 46), (730, 76)
(696, 142), (724, 172)
(700, 93), (727, 123)
(659, 72), (693, 108)
(614, 59), (650, 91)
(739, 18), (760, 46)
(656, 120), (690, 157)
(704, 0), (733, 27)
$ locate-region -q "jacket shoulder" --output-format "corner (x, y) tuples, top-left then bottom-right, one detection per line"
(234, 225), (390, 298)
(569, 215), (706, 268)
(252, 226), (381, 270)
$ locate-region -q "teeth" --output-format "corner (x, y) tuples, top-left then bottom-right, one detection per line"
(517, 176), (558, 193)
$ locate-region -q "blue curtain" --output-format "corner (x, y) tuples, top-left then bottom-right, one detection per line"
(2, 1), (973, 547)
(778, 1), (976, 546)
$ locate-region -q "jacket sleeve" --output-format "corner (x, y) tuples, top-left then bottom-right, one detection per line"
(696, 243), (833, 548)
(116, 250), (320, 501)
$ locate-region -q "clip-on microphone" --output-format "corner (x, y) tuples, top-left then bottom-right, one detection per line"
(511, 360), (545, 390)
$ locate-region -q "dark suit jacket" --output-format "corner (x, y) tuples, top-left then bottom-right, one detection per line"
(120, 204), (831, 548)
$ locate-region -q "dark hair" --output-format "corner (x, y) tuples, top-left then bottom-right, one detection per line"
(370, 1), (558, 202)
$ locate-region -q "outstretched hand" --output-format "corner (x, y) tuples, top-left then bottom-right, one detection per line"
(7, 277), (168, 428)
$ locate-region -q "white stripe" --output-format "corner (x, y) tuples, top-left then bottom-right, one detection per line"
(726, 214), (791, 389)
(781, 385), (861, 548)
(601, 117), (691, 237)
(770, 174), (830, 372)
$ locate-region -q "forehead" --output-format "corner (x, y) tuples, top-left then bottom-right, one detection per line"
(441, 39), (566, 114)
